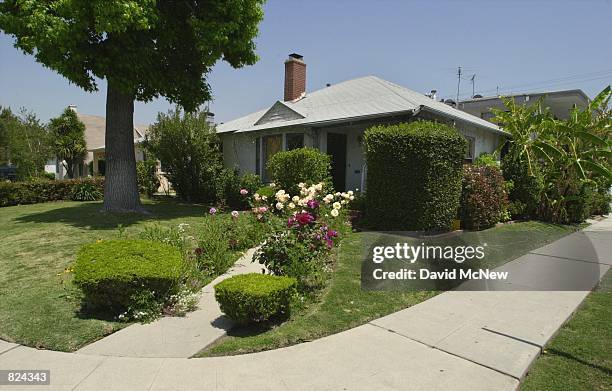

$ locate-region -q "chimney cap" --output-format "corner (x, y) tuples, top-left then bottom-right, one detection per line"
(288, 53), (303, 60)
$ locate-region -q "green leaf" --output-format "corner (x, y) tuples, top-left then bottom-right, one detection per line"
(579, 160), (612, 179)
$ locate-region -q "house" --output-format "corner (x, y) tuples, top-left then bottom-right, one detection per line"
(218, 54), (508, 191)
(458, 89), (590, 122)
(46, 105), (149, 179)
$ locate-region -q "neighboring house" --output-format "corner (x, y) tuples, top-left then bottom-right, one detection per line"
(217, 54), (508, 191)
(458, 89), (590, 122)
(46, 106), (149, 179)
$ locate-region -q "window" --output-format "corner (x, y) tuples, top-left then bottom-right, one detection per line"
(262, 134), (282, 181)
(286, 133), (304, 150)
(255, 137), (261, 177)
(464, 136), (476, 162)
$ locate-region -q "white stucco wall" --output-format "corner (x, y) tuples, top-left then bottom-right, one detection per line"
(455, 120), (503, 160)
(221, 127), (318, 176)
(220, 117), (504, 191)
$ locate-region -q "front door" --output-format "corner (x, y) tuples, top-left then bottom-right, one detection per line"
(326, 133), (347, 191)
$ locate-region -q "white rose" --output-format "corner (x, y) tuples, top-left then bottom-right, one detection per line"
(262, 195), (268, 201)
(292, 195), (300, 202)
(331, 209), (339, 217)
(347, 190), (354, 196)
(333, 202), (341, 210)
(349, 195), (355, 201)
(276, 202), (284, 210)
(288, 202), (296, 209)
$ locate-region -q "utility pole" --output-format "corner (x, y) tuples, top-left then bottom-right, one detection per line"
(470, 74), (476, 98)
(456, 66), (462, 105)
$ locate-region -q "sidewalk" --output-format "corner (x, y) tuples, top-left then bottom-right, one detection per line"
(0, 217), (609, 390)
(77, 247), (265, 358)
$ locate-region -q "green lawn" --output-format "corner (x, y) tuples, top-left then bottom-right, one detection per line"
(198, 220), (579, 357)
(0, 199), (216, 351)
(521, 271), (612, 391)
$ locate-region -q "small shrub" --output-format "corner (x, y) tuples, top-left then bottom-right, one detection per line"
(364, 121), (466, 231)
(459, 165), (508, 230)
(214, 273), (297, 325)
(266, 148), (331, 194)
(217, 168), (262, 209)
(136, 160), (159, 197)
(501, 151), (543, 218)
(73, 239), (183, 316)
(474, 153), (499, 167)
(42, 172), (56, 180)
(591, 191), (611, 215)
(72, 181), (103, 201)
(194, 215), (234, 275)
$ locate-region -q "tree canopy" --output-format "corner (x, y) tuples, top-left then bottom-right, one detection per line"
(48, 108), (88, 179)
(0, 106), (50, 179)
(0, 0), (265, 109)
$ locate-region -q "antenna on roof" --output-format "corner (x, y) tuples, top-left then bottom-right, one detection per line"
(470, 74), (476, 98)
(456, 66), (462, 104)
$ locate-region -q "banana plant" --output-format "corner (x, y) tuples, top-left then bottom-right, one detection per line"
(538, 85), (611, 182)
(491, 96), (554, 176)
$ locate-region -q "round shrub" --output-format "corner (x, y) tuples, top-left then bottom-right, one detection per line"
(459, 165), (508, 230)
(266, 147), (331, 194)
(74, 239), (183, 313)
(214, 273), (297, 325)
(363, 121), (466, 231)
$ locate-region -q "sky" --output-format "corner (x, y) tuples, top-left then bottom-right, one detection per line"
(1, 0), (611, 125)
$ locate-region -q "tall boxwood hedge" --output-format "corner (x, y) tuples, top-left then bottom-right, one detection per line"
(364, 121), (466, 231)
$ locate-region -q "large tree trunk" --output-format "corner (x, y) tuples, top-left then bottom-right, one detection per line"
(102, 81), (144, 213)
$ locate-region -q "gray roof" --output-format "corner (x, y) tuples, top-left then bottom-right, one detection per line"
(459, 88), (590, 104)
(79, 113), (149, 151)
(217, 76), (506, 135)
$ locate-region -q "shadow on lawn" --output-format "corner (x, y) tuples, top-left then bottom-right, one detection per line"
(15, 199), (210, 230)
(547, 348), (612, 377)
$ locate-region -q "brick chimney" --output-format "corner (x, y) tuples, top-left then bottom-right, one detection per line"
(284, 53), (306, 101)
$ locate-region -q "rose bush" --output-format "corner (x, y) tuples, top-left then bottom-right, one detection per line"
(251, 182), (351, 292)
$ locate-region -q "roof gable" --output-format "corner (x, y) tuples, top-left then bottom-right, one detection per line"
(254, 101), (305, 126)
(217, 76), (505, 135)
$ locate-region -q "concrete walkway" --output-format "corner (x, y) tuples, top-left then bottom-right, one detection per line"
(77, 247), (265, 358)
(0, 216), (610, 390)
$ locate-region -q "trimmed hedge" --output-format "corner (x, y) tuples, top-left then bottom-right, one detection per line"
(364, 121), (466, 231)
(459, 165), (508, 230)
(266, 147), (331, 194)
(214, 273), (297, 325)
(0, 177), (104, 207)
(74, 239), (183, 313)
